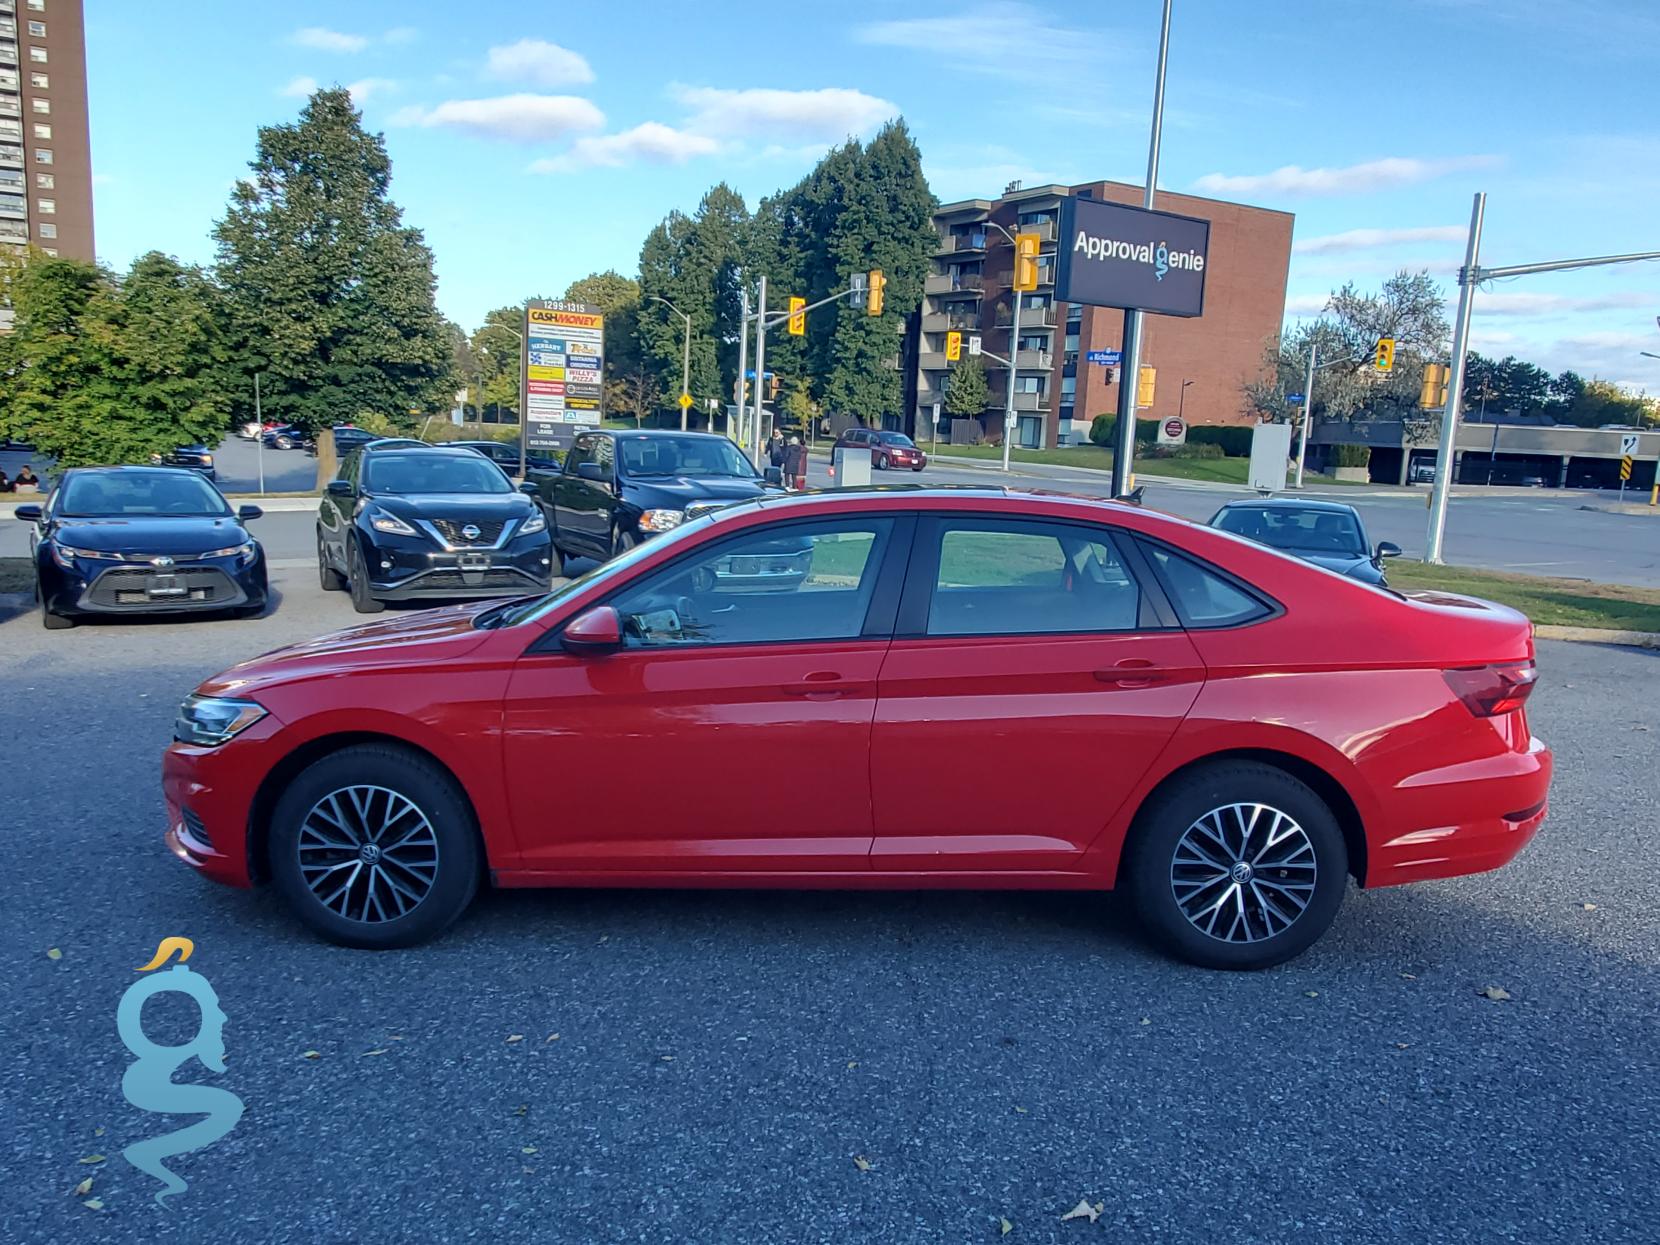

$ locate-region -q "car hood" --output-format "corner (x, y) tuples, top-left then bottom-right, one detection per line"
(51, 517), (249, 554)
(366, 493), (539, 521)
(624, 476), (773, 503)
(1298, 551), (1384, 583)
(200, 602), (495, 697)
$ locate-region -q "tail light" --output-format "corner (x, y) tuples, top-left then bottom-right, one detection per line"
(1443, 661), (1537, 717)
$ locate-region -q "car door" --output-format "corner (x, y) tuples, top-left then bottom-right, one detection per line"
(552, 433), (615, 558)
(501, 513), (913, 874)
(869, 514), (1206, 873)
(318, 450), (360, 566)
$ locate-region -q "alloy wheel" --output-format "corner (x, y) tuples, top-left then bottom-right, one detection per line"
(1169, 802), (1317, 943)
(296, 785), (440, 924)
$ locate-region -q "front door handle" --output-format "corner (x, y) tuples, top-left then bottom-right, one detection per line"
(1094, 659), (1168, 688)
(782, 671), (853, 700)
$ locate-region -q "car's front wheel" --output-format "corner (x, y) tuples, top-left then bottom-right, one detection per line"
(318, 530), (345, 591)
(347, 540), (385, 614)
(268, 744), (481, 949)
(41, 605), (73, 629)
(1124, 761), (1347, 970)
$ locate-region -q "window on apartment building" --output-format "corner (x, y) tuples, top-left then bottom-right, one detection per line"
(33, 146), (49, 162)
(33, 171), (48, 187)
(36, 195), (50, 212)
(1064, 332), (1080, 352)
(27, 20), (42, 35)
(1018, 334), (1048, 352)
(35, 220), (53, 237)
(29, 72), (45, 88)
(1060, 376), (1077, 399)
(42, 247), (56, 256)
(0, 192), (23, 214)
(31, 121), (47, 139)
(28, 0), (44, 11)
(30, 96), (44, 112)
(1014, 376), (1042, 394)
(28, 45), (45, 62)
(0, 118), (18, 138)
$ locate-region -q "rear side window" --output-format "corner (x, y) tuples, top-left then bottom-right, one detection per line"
(925, 519), (1141, 636)
(1143, 543), (1270, 628)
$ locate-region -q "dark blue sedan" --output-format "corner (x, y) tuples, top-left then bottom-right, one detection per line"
(16, 466), (268, 629)
(1208, 498), (1401, 586)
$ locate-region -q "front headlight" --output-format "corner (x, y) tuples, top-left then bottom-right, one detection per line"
(200, 454), (214, 465)
(201, 541), (258, 565)
(173, 695), (267, 747)
(519, 508), (547, 536)
(51, 543), (122, 568)
(369, 510), (417, 536)
(638, 508), (684, 533)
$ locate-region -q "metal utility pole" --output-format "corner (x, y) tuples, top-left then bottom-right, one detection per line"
(651, 296), (693, 431)
(1111, 0), (1173, 499)
(254, 373), (265, 495)
(751, 274), (768, 469)
(1294, 342), (1317, 489)
(735, 283), (750, 442)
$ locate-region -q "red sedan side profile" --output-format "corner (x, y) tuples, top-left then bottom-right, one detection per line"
(163, 489), (1550, 969)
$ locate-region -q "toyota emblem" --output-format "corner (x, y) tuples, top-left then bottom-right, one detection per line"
(153, 556), (175, 568)
(461, 524), (481, 541)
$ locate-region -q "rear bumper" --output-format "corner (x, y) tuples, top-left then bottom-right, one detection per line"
(1366, 736), (1552, 887)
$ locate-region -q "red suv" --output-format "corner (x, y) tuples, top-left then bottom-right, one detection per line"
(835, 427), (928, 471)
(163, 489), (1549, 969)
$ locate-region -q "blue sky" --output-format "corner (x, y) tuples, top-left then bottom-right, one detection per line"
(86, 0), (1660, 390)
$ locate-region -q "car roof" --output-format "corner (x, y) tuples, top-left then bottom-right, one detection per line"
(63, 465), (213, 479)
(696, 484), (1174, 531)
(603, 429), (730, 440)
(1215, 497), (1360, 515)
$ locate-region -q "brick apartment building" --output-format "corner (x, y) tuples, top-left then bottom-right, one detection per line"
(0, 0), (93, 264)
(914, 180), (1292, 448)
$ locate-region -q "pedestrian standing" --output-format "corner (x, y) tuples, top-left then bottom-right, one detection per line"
(785, 436), (808, 492)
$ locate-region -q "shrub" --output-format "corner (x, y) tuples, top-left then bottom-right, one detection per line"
(1333, 443), (1372, 468)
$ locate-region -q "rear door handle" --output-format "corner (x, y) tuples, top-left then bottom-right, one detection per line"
(1094, 659), (1169, 688)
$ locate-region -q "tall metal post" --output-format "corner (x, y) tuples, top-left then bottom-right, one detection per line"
(1001, 290), (1023, 469)
(751, 274), (767, 470)
(1110, 0), (1173, 498)
(1425, 192), (1486, 564)
(1294, 341), (1317, 489)
(735, 283), (749, 443)
(678, 314), (691, 432)
(253, 372), (265, 496)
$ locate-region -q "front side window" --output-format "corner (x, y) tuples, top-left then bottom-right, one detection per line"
(925, 519), (1141, 636)
(563, 436), (594, 473)
(617, 433), (753, 480)
(609, 519), (894, 648)
(1144, 543), (1270, 628)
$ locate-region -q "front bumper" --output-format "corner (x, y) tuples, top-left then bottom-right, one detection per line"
(45, 551), (265, 617)
(362, 527), (554, 600)
(163, 728), (283, 889)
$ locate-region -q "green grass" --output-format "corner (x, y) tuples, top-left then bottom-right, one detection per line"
(926, 442), (1362, 485)
(1388, 560), (1660, 631)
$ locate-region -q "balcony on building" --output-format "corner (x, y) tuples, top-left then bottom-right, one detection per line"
(0, 40), (16, 66)
(1010, 391), (1047, 412)
(918, 351), (953, 372)
(936, 228), (988, 256)
(921, 306), (984, 333)
(925, 270), (984, 297)
(0, 141), (22, 168)
(996, 302), (1057, 328)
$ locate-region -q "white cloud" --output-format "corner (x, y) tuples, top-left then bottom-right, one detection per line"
(291, 26), (369, 54)
(529, 122), (721, 174)
(384, 27), (419, 45)
(486, 39), (594, 88)
(346, 78), (397, 104)
(673, 85), (895, 141)
(1294, 225), (1468, 254)
(855, 3), (1109, 82)
(280, 75), (319, 98)
(1194, 155), (1503, 198)
(1284, 294), (1330, 316)
(390, 94), (605, 143)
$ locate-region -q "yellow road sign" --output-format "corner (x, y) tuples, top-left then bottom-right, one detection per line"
(678, 392), (694, 410)
(1620, 455), (1633, 481)
(945, 331), (961, 362)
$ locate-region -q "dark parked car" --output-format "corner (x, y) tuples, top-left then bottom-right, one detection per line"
(330, 425), (377, 454)
(450, 439), (563, 475)
(17, 466), (267, 629)
(150, 445), (216, 480)
(1208, 498), (1400, 586)
(262, 424), (314, 452)
(532, 429), (783, 571)
(317, 445), (553, 613)
(834, 426), (928, 471)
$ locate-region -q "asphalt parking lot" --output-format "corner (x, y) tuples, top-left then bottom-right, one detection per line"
(4, 567), (1659, 1243)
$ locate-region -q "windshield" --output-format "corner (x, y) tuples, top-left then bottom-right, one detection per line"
(618, 435), (757, 480)
(1215, 506), (1366, 557)
(59, 472), (230, 517)
(364, 453), (511, 495)
(877, 433), (915, 447)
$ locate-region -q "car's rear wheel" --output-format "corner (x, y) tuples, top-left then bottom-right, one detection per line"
(318, 531), (345, 591)
(268, 745), (480, 949)
(347, 541), (385, 614)
(1124, 761), (1347, 970)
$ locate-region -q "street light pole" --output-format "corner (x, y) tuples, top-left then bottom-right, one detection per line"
(983, 219), (1024, 470)
(735, 283), (750, 442)
(254, 372), (265, 496)
(1178, 378), (1192, 422)
(751, 274), (768, 470)
(1111, 0), (1173, 499)
(651, 296), (693, 432)
(1294, 342), (1317, 489)
(1425, 193), (1486, 565)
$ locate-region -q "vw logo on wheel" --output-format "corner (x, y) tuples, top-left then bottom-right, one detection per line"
(461, 524), (481, 541)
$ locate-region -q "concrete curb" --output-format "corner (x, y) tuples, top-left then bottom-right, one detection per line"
(1535, 625), (1660, 650)
(1578, 503), (1658, 518)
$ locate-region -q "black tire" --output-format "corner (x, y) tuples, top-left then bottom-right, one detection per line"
(267, 744), (480, 949)
(347, 540), (385, 614)
(42, 606), (73, 630)
(1123, 761), (1348, 971)
(275, 435), (294, 450)
(318, 530), (345, 591)
(874, 453), (887, 470)
(549, 534), (569, 579)
(613, 528), (638, 559)
(911, 464), (925, 472)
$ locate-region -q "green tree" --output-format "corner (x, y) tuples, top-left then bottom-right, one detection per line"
(213, 88), (452, 431)
(944, 354), (989, 417)
(469, 305), (524, 421)
(782, 377), (818, 430)
(565, 269), (642, 384)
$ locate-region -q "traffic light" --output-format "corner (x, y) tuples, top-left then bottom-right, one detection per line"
(788, 296), (806, 336)
(945, 330), (962, 362)
(1374, 337), (1396, 373)
(866, 269), (885, 316)
(768, 374), (781, 401)
(1419, 362), (1450, 409)
(739, 378), (752, 405)
(1136, 366), (1156, 409)
(1013, 232), (1041, 293)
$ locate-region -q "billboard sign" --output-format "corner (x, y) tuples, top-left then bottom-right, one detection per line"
(524, 300), (604, 452)
(1054, 196), (1210, 319)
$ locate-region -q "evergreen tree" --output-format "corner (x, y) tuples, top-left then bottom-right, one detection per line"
(943, 354), (989, 417)
(565, 270), (642, 384)
(213, 88), (451, 430)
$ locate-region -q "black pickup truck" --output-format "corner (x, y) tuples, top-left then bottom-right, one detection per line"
(530, 428), (782, 570)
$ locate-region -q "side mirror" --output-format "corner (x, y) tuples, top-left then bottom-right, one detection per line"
(1375, 541), (1402, 560)
(326, 479), (353, 497)
(764, 466), (783, 486)
(575, 461), (610, 484)
(518, 480), (540, 495)
(561, 605), (622, 655)
(14, 503), (42, 521)
(237, 504), (264, 520)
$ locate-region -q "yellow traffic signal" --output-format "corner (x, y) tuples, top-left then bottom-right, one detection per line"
(768, 374), (781, 401)
(866, 269), (885, 316)
(1419, 363), (1449, 409)
(1136, 366), (1156, 409)
(1374, 337), (1396, 373)
(788, 296), (806, 336)
(945, 331), (962, 362)
(1013, 232), (1041, 293)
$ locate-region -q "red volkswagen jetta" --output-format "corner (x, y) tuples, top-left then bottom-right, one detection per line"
(163, 489), (1550, 969)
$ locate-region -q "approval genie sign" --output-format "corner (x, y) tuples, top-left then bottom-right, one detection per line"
(1055, 196), (1211, 319)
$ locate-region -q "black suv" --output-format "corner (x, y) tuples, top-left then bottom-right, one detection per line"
(450, 439), (563, 475)
(317, 446), (553, 613)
